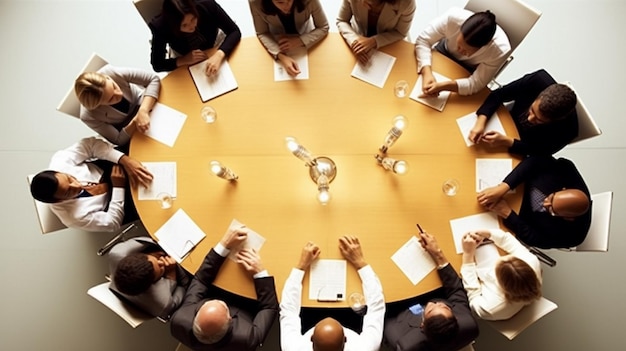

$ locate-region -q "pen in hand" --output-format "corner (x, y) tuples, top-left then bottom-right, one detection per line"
(416, 223), (424, 233)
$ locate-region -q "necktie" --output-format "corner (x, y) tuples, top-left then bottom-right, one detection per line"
(80, 182), (109, 197)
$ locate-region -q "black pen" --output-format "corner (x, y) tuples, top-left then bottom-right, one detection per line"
(416, 224), (424, 233)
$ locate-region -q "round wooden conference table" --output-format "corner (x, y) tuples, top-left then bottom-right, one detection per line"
(130, 34), (521, 307)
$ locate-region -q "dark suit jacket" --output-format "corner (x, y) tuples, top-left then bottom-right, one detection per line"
(476, 69), (578, 156)
(502, 156), (592, 249)
(150, 0), (241, 72)
(170, 249), (279, 351)
(383, 265), (479, 351)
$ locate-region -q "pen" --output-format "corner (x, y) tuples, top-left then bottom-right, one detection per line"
(416, 224), (424, 233)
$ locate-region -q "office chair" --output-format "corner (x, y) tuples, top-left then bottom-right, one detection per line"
(87, 281), (154, 328)
(175, 343), (192, 351)
(26, 174), (67, 234)
(464, 0), (542, 87)
(56, 52), (108, 118)
(565, 191), (613, 252)
(485, 296), (557, 340)
(563, 82), (603, 144)
(133, 0), (164, 25)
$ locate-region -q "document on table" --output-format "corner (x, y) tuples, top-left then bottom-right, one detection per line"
(475, 158), (513, 192)
(309, 259), (346, 301)
(475, 242), (501, 281)
(144, 102), (187, 147)
(137, 162), (177, 200)
(409, 71), (451, 111)
(456, 112), (506, 147)
(449, 212), (500, 254)
(350, 50), (396, 88)
(155, 209), (206, 263)
(189, 59), (238, 102)
(226, 219), (266, 262)
(274, 47), (309, 81)
(391, 236), (437, 285)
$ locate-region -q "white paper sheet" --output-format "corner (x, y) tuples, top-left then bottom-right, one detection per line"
(449, 212), (500, 254)
(309, 259), (346, 301)
(144, 102), (187, 147)
(409, 71), (451, 111)
(274, 47), (309, 81)
(138, 162), (177, 200)
(189, 59), (238, 102)
(391, 236), (437, 285)
(226, 219), (266, 261)
(475, 158), (513, 192)
(155, 209), (206, 263)
(456, 112), (507, 147)
(350, 50), (396, 88)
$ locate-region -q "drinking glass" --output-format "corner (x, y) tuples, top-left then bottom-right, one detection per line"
(201, 106), (217, 123)
(157, 192), (173, 209)
(394, 80), (410, 98)
(442, 179), (460, 196)
(349, 292), (366, 315)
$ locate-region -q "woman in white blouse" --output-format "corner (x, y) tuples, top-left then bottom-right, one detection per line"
(460, 229), (542, 321)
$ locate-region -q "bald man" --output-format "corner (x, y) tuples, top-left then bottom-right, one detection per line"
(280, 237), (385, 351)
(170, 225), (279, 350)
(478, 155), (592, 249)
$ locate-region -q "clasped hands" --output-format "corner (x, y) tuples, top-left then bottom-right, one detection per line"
(220, 224), (265, 275)
(477, 183), (513, 218)
(351, 36), (376, 64)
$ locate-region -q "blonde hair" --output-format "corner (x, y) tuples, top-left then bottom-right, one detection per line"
(74, 72), (107, 110)
(495, 257), (542, 303)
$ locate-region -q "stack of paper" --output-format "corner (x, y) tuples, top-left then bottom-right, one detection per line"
(226, 219), (266, 262)
(391, 236), (437, 285)
(155, 209), (206, 263)
(309, 259), (347, 301)
(350, 50), (396, 88)
(475, 158), (513, 192)
(145, 102), (187, 147)
(138, 162), (177, 200)
(274, 47), (309, 81)
(189, 59), (238, 102)
(455, 112), (506, 147)
(449, 212), (500, 254)
(409, 71), (452, 111)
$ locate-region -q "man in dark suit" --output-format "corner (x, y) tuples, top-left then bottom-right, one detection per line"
(478, 156), (592, 249)
(384, 231), (479, 351)
(468, 69), (578, 156)
(170, 226), (279, 350)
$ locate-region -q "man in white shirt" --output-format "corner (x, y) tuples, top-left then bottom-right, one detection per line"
(280, 236), (385, 351)
(415, 7), (511, 96)
(29, 137), (153, 232)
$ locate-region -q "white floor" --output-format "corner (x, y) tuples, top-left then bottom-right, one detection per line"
(0, 0), (624, 350)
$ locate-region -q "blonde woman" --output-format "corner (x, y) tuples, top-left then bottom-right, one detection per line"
(75, 65), (160, 146)
(461, 229), (542, 321)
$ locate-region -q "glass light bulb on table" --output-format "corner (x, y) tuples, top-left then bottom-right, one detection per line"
(380, 115), (408, 153)
(210, 161), (239, 180)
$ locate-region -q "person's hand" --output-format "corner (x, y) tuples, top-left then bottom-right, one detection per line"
(480, 131), (514, 148)
(461, 232), (481, 255)
(468, 115), (488, 144)
(236, 248), (264, 275)
(488, 199), (513, 218)
(110, 164), (127, 188)
(277, 54), (301, 77)
(339, 235), (367, 269)
(177, 49), (207, 66)
(133, 109), (151, 133)
(220, 226), (248, 249)
(477, 183), (511, 207)
(296, 241), (320, 270)
(118, 155), (153, 188)
(421, 69), (438, 97)
(418, 231), (448, 266)
(161, 255), (178, 280)
(278, 36), (304, 52)
(355, 51), (371, 65)
(351, 36), (376, 56)
(204, 50), (225, 76)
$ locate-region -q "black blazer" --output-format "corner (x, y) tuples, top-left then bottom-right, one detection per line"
(476, 69), (578, 156)
(502, 156), (592, 249)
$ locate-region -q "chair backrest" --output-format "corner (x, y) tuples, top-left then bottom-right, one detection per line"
(56, 53), (108, 118)
(486, 296), (557, 340)
(464, 0), (542, 53)
(575, 191), (613, 251)
(87, 281), (154, 328)
(175, 343), (193, 351)
(133, 0), (164, 25)
(563, 82), (603, 144)
(26, 174), (67, 234)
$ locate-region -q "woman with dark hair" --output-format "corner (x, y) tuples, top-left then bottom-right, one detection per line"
(149, 0), (241, 73)
(337, 0), (415, 64)
(248, 0), (329, 77)
(415, 8), (511, 96)
(460, 229), (542, 321)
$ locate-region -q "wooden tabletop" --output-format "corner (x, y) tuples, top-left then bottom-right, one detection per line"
(130, 34), (520, 307)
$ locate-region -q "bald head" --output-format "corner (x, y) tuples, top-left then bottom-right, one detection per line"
(311, 317), (345, 351)
(552, 189), (590, 217)
(193, 300), (231, 344)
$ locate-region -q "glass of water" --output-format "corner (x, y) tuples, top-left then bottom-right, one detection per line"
(349, 292), (366, 315)
(442, 179), (460, 196)
(201, 106), (217, 123)
(394, 80), (410, 98)
(157, 192), (173, 209)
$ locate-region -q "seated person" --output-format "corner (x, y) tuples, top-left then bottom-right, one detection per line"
(478, 155), (592, 249)
(149, 0), (241, 73)
(170, 225), (279, 350)
(384, 231), (479, 351)
(280, 237), (385, 351)
(249, 0), (329, 77)
(415, 8), (510, 96)
(108, 236), (191, 320)
(469, 69), (578, 156)
(29, 137), (153, 232)
(337, 0), (416, 64)
(75, 65), (160, 146)
(460, 229), (542, 321)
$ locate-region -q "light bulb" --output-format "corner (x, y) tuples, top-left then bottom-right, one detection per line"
(317, 188), (331, 205)
(381, 115), (408, 153)
(379, 156), (409, 175)
(316, 174), (331, 205)
(210, 160), (238, 180)
(285, 136), (315, 166)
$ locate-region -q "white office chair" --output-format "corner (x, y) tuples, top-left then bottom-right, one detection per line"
(562, 82), (603, 144)
(56, 53), (108, 118)
(26, 174), (67, 234)
(133, 0), (164, 25)
(570, 191), (613, 251)
(87, 281), (154, 328)
(464, 0), (542, 85)
(486, 296), (558, 340)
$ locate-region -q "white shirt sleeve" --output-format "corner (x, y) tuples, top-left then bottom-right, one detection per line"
(280, 268), (309, 351)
